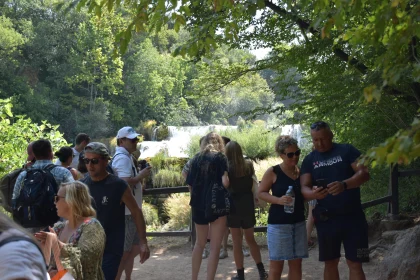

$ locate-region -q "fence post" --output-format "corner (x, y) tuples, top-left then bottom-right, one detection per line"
(390, 163), (399, 220)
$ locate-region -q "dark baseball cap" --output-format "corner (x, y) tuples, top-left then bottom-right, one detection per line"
(84, 142), (110, 158)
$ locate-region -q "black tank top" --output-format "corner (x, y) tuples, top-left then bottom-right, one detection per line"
(268, 165), (305, 224)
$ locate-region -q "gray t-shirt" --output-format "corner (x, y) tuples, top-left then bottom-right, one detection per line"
(0, 230), (48, 279)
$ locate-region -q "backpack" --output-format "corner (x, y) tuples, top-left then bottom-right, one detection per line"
(0, 168), (24, 213)
(13, 164), (59, 228)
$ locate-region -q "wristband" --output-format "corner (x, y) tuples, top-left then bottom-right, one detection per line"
(341, 181), (348, 190)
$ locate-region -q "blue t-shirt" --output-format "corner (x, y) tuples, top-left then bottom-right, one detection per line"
(81, 174), (127, 256)
(301, 143), (362, 214)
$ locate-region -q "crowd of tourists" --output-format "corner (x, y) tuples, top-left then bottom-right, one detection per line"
(0, 121), (370, 280)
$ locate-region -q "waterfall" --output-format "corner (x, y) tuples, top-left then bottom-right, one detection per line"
(138, 124), (306, 159)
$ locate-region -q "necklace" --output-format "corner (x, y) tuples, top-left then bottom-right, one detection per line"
(280, 163), (299, 180)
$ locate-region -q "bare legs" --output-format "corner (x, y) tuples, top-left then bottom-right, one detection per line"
(115, 244), (140, 280)
(192, 216), (227, 280)
(306, 204), (315, 246)
(269, 259), (302, 280)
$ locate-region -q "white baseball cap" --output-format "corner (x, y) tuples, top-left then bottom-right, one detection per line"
(116, 126), (140, 139)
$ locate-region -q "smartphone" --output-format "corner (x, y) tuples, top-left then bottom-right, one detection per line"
(316, 179), (328, 189)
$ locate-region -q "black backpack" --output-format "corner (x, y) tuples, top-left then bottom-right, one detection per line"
(0, 168), (24, 213)
(13, 164), (59, 228)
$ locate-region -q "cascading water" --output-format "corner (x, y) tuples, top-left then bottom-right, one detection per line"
(138, 124), (306, 159)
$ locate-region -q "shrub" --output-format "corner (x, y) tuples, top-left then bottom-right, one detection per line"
(153, 168), (185, 188)
(253, 157), (281, 180)
(137, 120), (157, 141)
(221, 125), (277, 160)
(155, 124), (169, 141)
(142, 202), (160, 226)
(185, 135), (202, 158)
(0, 99), (67, 177)
(163, 193), (191, 230)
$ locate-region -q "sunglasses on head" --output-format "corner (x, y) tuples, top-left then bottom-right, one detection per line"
(54, 195), (65, 203)
(83, 158), (101, 165)
(284, 149), (301, 158)
(310, 121), (329, 130)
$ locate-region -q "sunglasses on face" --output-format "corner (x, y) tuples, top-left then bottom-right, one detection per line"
(310, 121), (329, 130)
(284, 149), (301, 158)
(129, 138), (139, 143)
(54, 195), (65, 203)
(83, 158), (101, 165)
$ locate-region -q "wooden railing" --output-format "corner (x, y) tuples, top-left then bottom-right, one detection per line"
(144, 164), (420, 243)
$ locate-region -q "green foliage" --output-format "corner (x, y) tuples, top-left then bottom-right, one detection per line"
(153, 168), (185, 188)
(142, 202), (160, 226)
(154, 124), (170, 141)
(149, 151), (187, 187)
(222, 125), (277, 161)
(0, 99), (67, 176)
(361, 117), (420, 167)
(163, 193), (191, 230)
(75, 0), (420, 165)
(137, 120), (157, 141)
(185, 135), (202, 158)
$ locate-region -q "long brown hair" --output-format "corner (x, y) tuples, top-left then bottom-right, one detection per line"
(200, 132), (225, 154)
(225, 141), (253, 177)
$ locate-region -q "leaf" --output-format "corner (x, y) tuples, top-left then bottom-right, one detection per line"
(391, 0), (399, 7)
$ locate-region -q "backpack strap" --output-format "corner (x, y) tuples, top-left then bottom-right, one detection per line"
(43, 164), (57, 172)
(0, 235), (47, 269)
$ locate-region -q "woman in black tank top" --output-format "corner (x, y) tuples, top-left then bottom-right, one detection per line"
(225, 141), (268, 280)
(258, 136), (308, 280)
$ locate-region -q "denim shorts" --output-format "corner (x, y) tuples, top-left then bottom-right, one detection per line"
(267, 221), (308, 261)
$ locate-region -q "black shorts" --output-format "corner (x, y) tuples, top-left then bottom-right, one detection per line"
(227, 212), (256, 229)
(192, 208), (219, 225)
(315, 212), (369, 263)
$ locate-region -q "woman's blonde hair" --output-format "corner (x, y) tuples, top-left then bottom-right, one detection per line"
(225, 141), (253, 177)
(200, 132), (225, 154)
(61, 181), (96, 222)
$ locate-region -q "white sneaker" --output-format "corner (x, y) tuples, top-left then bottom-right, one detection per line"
(202, 243), (210, 259)
(242, 247), (250, 257)
(219, 249), (228, 259)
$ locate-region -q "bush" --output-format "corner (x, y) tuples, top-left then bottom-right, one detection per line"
(154, 124), (169, 141)
(185, 135), (202, 158)
(153, 168), (184, 188)
(137, 120), (157, 141)
(222, 125), (277, 160)
(142, 202), (160, 226)
(163, 193), (191, 230)
(0, 99), (67, 177)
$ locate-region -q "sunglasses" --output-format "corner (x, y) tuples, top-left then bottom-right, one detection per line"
(83, 158), (101, 165)
(310, 121), (329, 130)
(284, 149), (301, 158)
(54, 195), (65, 203)
(128, 138), (139, 143)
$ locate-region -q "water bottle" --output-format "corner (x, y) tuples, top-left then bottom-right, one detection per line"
(284, 186), (295, 213)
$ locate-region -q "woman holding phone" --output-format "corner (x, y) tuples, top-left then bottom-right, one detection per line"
(258, 135), (308, 280)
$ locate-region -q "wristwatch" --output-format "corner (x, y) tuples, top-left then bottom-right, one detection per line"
(341, 181), (348, 190)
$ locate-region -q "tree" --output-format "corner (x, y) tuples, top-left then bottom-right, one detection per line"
(0, 98), (67, 176)
(73, 0), (420, 165)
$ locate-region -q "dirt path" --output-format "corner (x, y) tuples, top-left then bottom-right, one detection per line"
(130, 238), (377, 279)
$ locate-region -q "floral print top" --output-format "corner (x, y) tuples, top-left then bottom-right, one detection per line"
(53, 217), (105, 280)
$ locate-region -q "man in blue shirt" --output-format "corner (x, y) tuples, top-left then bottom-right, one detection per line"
(300, 121), (370, 280)
(13, 139), (74, 232)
